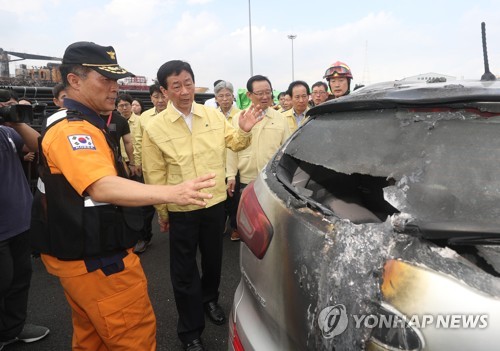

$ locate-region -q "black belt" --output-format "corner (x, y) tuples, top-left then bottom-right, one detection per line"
(84, 250), (128, 276)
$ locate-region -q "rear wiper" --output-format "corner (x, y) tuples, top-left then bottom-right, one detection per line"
(402, 221), (500, 245)
(292, 186), (335, 216)
(274, 159), (335, 216)
(276, 171), (334, 216)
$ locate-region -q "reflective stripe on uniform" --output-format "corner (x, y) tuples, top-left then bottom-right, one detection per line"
(84, 197), (109, 207)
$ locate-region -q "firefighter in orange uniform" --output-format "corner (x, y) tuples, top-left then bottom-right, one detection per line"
(31, 41), (216, 351)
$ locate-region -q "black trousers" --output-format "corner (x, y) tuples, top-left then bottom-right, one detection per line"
(169, 202), (225, 343)
(227, 173), (241, 230)
(0, 230), (32, 341)
(142, 205), (155, 242)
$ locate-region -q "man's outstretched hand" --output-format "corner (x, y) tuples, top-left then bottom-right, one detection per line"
(170, 173), (216, 207)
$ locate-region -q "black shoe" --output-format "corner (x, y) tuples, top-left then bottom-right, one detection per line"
(0, 324), (50, 350)
(184, 338), (205, 351)
(133, 240), (148, 254)
(204, 301), (226, 325)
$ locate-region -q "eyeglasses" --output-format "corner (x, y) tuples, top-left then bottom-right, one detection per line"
(117, 103), (131, 108)
(216, 93), (233, 99)
(312, 91), (327, 96)
(252, 90), (273, 97)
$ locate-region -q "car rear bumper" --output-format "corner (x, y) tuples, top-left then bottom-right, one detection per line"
(229, 276), (290, 351)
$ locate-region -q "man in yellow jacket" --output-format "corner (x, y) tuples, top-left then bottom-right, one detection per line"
(213, 80), (241, 236)
(282, 80), (311, 132)
(131, 84), (168, 253)
(226, 75), (291, 240)
(132, 84), (168, 174)
(142, 60), (263, 351)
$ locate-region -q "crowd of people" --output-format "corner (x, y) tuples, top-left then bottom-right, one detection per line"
(0, 40), (355, 351)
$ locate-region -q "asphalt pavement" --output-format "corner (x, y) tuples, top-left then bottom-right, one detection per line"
(11, 223), (241, 351)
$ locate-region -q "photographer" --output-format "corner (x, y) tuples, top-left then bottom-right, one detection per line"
(0, 89), (50, 349)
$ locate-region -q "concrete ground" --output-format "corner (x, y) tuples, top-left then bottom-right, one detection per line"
(11, 225), (241, 351)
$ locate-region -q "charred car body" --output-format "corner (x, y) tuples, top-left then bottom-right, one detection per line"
(228, 78), (500, 350)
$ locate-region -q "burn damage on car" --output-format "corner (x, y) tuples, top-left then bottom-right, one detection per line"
(230, 25), (500, 351)
(268, 89), (500, 349)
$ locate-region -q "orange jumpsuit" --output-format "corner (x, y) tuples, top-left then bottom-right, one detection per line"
(41, 111), (156, 351)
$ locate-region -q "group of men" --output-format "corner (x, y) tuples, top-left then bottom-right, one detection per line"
(0, 39), (354, 351)
(215, 61), (354, 240)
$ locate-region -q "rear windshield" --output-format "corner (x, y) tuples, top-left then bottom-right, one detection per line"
(284, 109), (500, 227)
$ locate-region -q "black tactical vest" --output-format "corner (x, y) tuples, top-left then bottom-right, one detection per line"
(30, 110), (143, 259)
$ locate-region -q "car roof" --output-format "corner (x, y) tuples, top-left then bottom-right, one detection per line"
(309, 80), (500, 115)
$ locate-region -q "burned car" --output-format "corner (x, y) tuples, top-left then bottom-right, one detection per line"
(228, 78), (500, 350)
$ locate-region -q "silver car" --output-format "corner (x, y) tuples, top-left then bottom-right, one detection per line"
(228, 79), (500, 350)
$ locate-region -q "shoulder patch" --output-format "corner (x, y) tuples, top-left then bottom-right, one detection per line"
(68, 134), (96, 150)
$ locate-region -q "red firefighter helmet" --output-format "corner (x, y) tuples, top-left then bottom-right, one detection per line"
(323, 61), (353, 80)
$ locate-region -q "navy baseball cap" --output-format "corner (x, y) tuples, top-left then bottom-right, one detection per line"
(62, 41), (134, 80)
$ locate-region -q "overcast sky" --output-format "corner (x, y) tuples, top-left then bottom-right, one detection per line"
(2, 0), (500, 92)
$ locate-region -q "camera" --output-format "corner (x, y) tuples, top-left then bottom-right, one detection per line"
(0, 89), (35, 124)
(0, 104), (34, 124)
(31, 102), (47, 124)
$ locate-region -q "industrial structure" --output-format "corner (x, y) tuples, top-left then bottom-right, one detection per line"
(0, 48), (63, 86)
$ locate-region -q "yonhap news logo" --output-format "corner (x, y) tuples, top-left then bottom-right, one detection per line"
(317, 304), (349, 338)
(318, 304), (488, 338)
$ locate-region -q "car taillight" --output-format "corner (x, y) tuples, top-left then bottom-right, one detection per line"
(231, 320), (245, 351)
(237, 181), (274, 259)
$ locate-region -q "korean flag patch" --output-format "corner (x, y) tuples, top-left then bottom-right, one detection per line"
(68, 134), (96, 150)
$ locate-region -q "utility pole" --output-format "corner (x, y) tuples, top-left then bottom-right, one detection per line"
(288, 34), (297, 81)
(248, 0), (254, 76)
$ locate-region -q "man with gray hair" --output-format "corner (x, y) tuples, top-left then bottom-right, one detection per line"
(214, 81), (241, 238)
(203, 79), (223, 108)
(214, 81), (239, 124)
